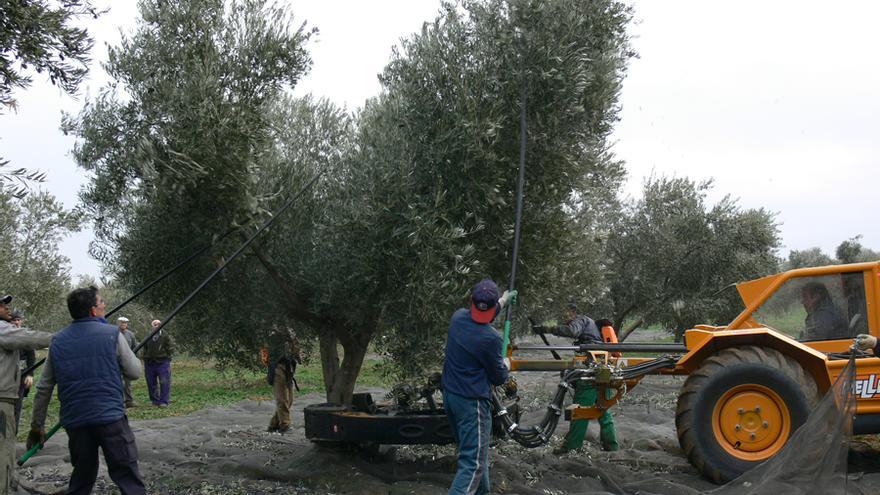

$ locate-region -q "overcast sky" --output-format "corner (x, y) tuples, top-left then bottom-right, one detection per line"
(2, 1), (877, 280)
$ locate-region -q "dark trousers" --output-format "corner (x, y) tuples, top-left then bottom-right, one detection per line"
(14, 380), (29, 434)
(145, 359), (172, 405)
(65, 416), (146, 495)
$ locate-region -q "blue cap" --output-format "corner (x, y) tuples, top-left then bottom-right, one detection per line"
(470, 278), (499, 323)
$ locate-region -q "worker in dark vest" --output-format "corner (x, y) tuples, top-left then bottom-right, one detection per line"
(28, 286), (146, 494)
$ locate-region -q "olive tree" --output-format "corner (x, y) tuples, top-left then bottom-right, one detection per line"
(0, 0), (101, 196)
(0, 190), (82, 331)
(68, 0), (634, 404)
(604, 177), (780, 341)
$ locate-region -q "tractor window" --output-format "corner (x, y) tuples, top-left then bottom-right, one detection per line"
(751, 273), (868, 341)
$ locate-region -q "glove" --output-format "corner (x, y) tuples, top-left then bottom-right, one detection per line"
(502, 358), (511, 370)
(26, 427), (45, 450)
(854, 334), (877, 351)
(499, 290), (518, 308)
(532, 323), (546, 335)
(501, 376), (518, 398)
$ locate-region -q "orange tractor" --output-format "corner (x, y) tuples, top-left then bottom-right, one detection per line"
(507, 260), (879, 483)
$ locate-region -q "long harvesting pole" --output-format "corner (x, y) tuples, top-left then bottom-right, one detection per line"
(19, 172), (324, 466)
(502, 36), (528, 357)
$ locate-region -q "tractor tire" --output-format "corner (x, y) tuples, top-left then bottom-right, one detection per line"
(675, 346), (819, 484)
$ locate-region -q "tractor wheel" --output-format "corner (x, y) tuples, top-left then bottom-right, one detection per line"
(675, 346), (819, 484)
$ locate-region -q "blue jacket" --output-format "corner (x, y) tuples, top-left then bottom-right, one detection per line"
(51, 317), (125, 428)
(441, 308), (509, 399)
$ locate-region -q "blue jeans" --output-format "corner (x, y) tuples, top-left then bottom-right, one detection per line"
(443, 390), (492, 495)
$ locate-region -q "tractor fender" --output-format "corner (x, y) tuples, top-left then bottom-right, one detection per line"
(678, 328), (832, 393)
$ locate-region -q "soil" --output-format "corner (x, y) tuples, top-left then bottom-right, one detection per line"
(14, 334), (880, 494)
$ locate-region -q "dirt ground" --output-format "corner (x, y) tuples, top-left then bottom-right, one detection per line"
(14, 333), (880, 494)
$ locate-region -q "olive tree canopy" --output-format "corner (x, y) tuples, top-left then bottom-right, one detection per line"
(68, 0), (634, 403)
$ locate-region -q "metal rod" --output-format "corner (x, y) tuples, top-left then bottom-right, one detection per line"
(515, 343), (689, 353)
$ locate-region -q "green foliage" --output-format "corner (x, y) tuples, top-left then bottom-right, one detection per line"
(603, 176), (780, 339)
(0, 0), (98, 109)
(784, 237), (879, 270)
(64, 0), (316, 364)
(0, 0), (100, 197)
(835, 235), (880, 264)
(67, 0), (634, 391)
(0, 190), (82, 331)
(786, 247), (835, 269)
(356, 0), (632, 377)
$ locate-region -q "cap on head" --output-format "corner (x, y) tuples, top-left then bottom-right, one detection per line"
(117, 317), (129, 323)
(567, 302), (578, 311)
(470, 278), (500, 324)
(0, 295), (11, 305)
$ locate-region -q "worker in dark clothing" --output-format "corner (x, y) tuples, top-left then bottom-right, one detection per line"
(266, 329), (300, 433)
(28, 286), (146, 495)
(533, 303), (619, 452)
(141, 319), (174, 407)
(11, 310), (36, 433)
(800, 282), (848, 340)
(442, 278), (515, 495)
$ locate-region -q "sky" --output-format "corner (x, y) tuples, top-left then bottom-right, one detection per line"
(1, 1), (878, 280)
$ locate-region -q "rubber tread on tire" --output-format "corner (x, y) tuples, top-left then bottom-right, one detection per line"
(675, 345), (819, 484)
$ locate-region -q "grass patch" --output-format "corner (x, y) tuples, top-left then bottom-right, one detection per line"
(17, 354), (389, 441)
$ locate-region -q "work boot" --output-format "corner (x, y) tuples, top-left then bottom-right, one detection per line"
(553, 445), (574, 456)
(602, 442), (618, 452)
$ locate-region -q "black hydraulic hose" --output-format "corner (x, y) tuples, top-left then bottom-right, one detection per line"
(20, 172), (324, 466)
(494, 368), (585, 448)
(495, 356), (680, 448)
